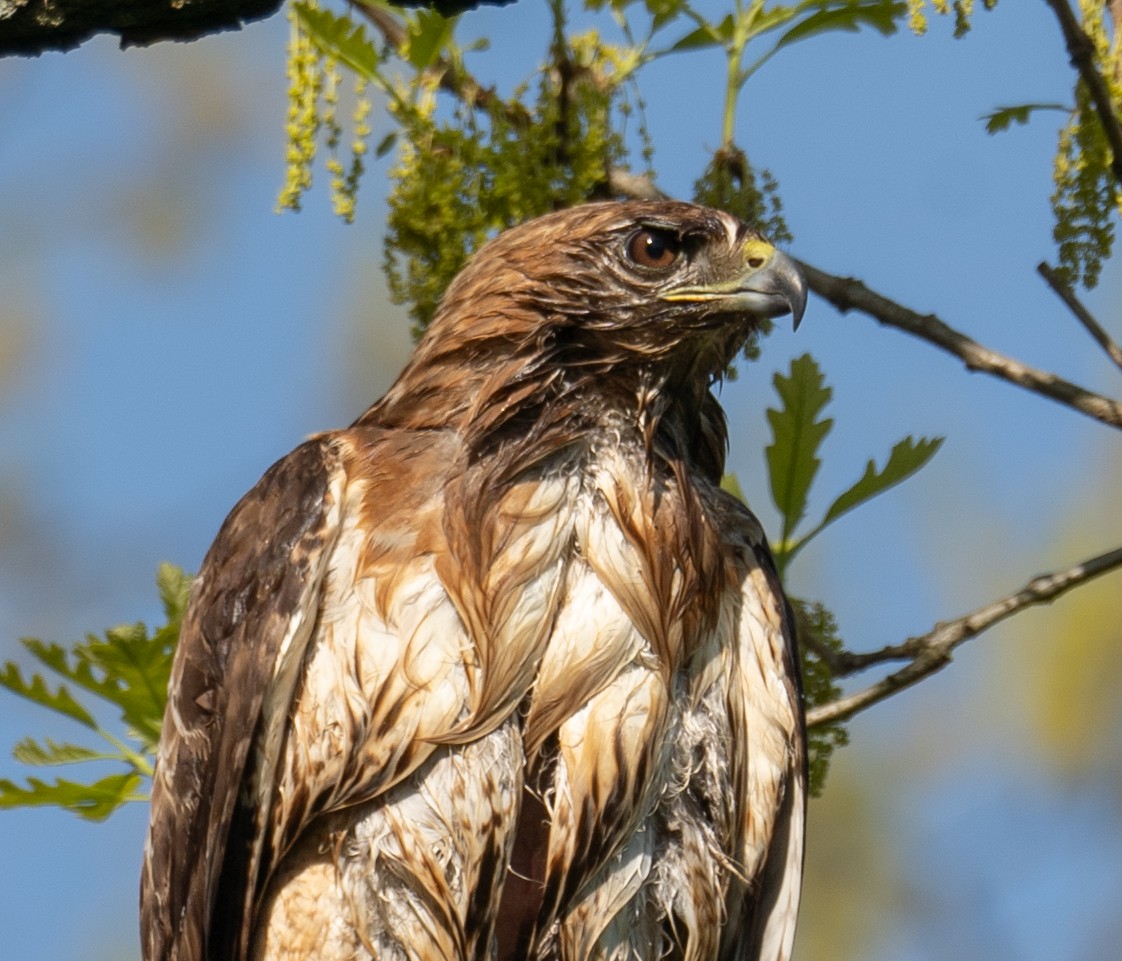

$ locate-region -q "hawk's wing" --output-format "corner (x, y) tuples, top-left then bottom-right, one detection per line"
(140, 437), (346, 961)
(720, 499), (808, 961)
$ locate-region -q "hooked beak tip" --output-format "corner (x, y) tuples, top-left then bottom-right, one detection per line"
(771, 249), (807, 332)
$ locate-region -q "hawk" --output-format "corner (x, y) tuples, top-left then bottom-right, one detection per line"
(141, 200), (808, 961)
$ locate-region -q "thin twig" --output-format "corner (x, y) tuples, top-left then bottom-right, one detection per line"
(807, 544), (1122, 728)
(802, 634), (914, 676)
(798, 260), (1122, 431)
(1044, 0), (1122, 185)
(1038, 261), (1122, 373)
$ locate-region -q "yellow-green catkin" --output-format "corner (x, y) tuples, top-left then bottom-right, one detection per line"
(321, 56), (348, 218)
(325, 72), (372, 223)
(907, 0), (930, 35)
(1079, 0), (1122, 116)
(908, 0), (994, 38)
(1048, 0), (1122, 287)
(277, 3), (375, 223)
(341, 79), (373, 221)
(278, 5), (323, 213)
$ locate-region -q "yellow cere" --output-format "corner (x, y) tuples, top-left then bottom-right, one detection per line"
(741, 239), (775, 271)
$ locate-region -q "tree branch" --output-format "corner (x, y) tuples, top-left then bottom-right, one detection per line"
(1037, 260), (1122, 373)
(0, 0), (515, 59)
(0, 0), (282, 57)
(1044, 0), (1122, 185)
(807, 544), (1122, 728)
(798, 260), (1122, 431)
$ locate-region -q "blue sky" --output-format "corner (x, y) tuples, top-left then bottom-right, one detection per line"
(2, 2), (1121, 959)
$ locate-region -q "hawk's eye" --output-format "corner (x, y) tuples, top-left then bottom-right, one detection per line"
(626, 228), (681, 270)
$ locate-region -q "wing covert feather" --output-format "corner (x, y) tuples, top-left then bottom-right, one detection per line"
(141, 438), (346, 961)
(719, 497), (807, 961)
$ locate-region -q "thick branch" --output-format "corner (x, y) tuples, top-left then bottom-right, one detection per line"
(0, 0), (514, 58)
(799, 260), (1122, 430)
(0, 0), (282, 56)
(1044, 0), (1122, 185)
(1038, 261), (1122, 373)
(807, 544), (1122, 728)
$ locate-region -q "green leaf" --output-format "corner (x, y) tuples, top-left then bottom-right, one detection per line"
(765, 353), (834, 545)
(7, 565), (188, 753)
(375, 131), (399, 159)
(0, 773), (143, 822)
(404, 9), (456, 71)
(79, 621), (175, 750)
(746, 2), (801, 38)
(0, 661), (96, 729)
(1, 565), (189, 820)
(781, 435), (943, 569)
(664, 13), (734, 53)
(773, 0), (905, 53)
(11, 737), (108, 767)
(643, 0), (686, 31)
(294, 1), (381, 79)
(819, 435), (943, 529)
(982, 102), (1068, 135)
(156, 561), (192, 624)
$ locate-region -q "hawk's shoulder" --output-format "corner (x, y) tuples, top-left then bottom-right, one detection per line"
(142, 434), (349, 961)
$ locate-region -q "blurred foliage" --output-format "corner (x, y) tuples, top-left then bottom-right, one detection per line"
(0, 295), (39, 403)
(981, 101), (1068, 134)
(1021, 534), (1122, 779)
(796, 759), (902, 961)
(0, 564), (187, 820)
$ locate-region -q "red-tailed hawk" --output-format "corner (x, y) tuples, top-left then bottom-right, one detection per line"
(141, 200), (807, 961)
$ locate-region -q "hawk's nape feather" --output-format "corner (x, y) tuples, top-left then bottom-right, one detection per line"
(141, 200), (807, 961)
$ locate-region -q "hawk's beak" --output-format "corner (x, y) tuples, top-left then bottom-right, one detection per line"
(661, 241), (808, 331)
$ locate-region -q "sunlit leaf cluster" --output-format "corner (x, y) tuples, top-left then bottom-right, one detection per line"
(975, 2), (1120, 288)
(384, 29), (630, 333)
(906, 0), (997, 37)
(1049, 0), (1122, 289)
(0, 564), (188, 820)
(1052, 86), (1119, 289)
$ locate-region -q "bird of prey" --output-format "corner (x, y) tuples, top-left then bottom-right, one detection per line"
(141, 200), (808, 961)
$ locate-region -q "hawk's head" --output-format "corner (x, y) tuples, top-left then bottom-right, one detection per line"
(372, 201), (805, 455)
